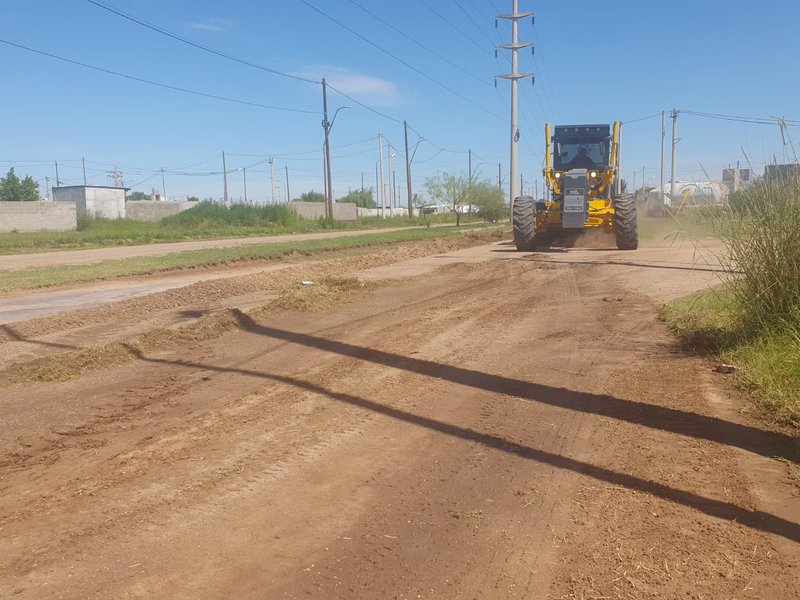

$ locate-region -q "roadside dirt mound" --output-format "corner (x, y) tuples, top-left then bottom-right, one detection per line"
(0, 229), (505, 345)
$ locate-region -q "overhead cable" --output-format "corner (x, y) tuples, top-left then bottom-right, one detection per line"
(297, 0), (504, 121)
(0, 39), (319, 114)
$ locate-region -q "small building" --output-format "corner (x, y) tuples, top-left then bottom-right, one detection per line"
(52, 185), (128, 219)
(764, 164), (800, 183)
(722, 167), (751, 193)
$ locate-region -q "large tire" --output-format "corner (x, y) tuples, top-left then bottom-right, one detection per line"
(614, 193), (639, 250)
(512, 195), (537, 251)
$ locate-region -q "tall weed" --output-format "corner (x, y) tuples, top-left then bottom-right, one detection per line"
(717, 177), (800, 332)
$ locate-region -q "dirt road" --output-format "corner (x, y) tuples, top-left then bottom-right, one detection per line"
(1, 235), (798, 599)
(0, 224), (446, 271)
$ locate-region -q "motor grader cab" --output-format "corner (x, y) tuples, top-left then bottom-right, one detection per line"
(512, 122), (638, 251)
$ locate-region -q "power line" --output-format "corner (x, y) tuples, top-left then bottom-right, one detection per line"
(452, 0), (497, 47)
(418, 0), (488, 55)
(347, 0), (490, 88)
(0, 39), (319, 115)
(682, 110), (800, 126)
(85, 0), (318, 84)
(297, 0), (504, 121)
(623, 112), (662, 125)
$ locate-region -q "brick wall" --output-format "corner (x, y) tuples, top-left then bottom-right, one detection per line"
(0, 201), (77, 232)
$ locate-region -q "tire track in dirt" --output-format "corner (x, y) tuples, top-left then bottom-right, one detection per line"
(0, 243), (796, 599)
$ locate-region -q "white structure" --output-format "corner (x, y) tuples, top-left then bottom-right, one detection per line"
(52, 185), (128, 219)
(650, 180), (727, 207)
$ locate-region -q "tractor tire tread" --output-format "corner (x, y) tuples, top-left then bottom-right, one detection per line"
(614, 193), (639, 250)
(512, 196), (538, 251)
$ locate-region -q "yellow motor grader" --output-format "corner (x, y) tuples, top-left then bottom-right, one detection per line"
(512, 122), (638, 251)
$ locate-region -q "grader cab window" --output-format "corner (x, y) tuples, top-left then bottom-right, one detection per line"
(554, 141), (607, 169)
(552, 125), (611, 171)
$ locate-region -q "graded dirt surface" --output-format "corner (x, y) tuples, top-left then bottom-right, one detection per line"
(1, 234), (798, 599)
(0, 224), (449, 270)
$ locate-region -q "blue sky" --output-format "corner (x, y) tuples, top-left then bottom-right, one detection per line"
(2, 0), (799, 202)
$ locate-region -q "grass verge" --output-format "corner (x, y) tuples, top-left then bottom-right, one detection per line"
(0, 202), (481, 254)
(0, 225), (497, 293)
(662, 285), (800, 429)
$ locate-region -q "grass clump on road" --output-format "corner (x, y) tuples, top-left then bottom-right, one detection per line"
(662, 178), (800, 428)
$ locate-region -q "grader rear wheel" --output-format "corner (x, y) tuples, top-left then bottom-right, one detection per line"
(512, 196), (537, 251)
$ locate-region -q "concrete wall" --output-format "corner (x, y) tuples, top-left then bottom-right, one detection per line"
(0, 201), (77, 232)
(357, 207), (409, 218)
(126, 200), (197, 222)
(289, 202), (358, 221)
(84, 188), (126, 219)
(53, 186), (126, 219)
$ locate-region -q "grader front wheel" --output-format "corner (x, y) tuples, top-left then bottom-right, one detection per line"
(614, 193), (639, 250)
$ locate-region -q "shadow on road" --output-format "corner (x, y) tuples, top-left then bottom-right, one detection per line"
(101, 309), (799, 544)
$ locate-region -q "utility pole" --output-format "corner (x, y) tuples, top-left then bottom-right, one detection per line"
(498, 163), (502, 191)
(269, 158), (276, 203)
(404, 120), (413, 218)
(161, 167), (166, 201)
(54, 161), (61, 187)
(222, 151), (229, 204)
(497, 0), (533, 218)
(45, 176), (50, 201)
(520, 172), (524, 196)
(392, 169), (397, 214)
(387, 144), (394, 213)
(660, 110), (666, 206)
(535, 178), (538, 200)
(375, 162), (380, 213)
(285, 166), (290, 202)
(641, 166), (645, 201)
(670, 109), (679, 200)
(82, 157), (87, 186)
(378, 132), (386, 219)
(242, 167), (248, 202)
(616, 124), (623, 195)
(322, 78), (333, 219)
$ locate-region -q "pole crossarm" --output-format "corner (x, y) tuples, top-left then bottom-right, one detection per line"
(497, 42), (531, 50)
(497, 11), (533, 19)
(496, 73), (535, 80)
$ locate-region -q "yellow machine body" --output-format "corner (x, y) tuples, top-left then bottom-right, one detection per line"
(540, 121), (620, 235)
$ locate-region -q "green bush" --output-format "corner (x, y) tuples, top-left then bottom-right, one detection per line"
(161, 201), (299, 229)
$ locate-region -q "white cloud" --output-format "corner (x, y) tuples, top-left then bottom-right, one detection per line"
(294, 65), (405, 107)
(188, 18), (237, 33)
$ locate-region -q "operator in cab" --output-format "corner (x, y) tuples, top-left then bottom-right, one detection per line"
(568, 146), (595, 169)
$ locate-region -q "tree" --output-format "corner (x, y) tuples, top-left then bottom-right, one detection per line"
(126, 191), (149, 201)
(0, 168), (39, 201)
(338, 188), (376, 208)
(471, 181), (505, 222)
(425, 172), (470, 226)
(413, 193), (435, 229)
(294, 190), (326, 203)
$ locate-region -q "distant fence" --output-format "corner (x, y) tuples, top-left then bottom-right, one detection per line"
(126, 200), (197, 222)
(357, 207), (409, 218)
(0, 201), (77, 232)
(290, 202), (358, 221)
